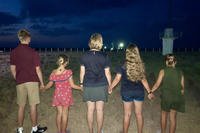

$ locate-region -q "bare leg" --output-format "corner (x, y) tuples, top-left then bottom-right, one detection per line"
(56, 106), (63, 133)
(96, 101), (104, 133)
(87, 101), (95, 133)
(123, 102), (133, 133)
(61, 106), (69, 133)
(169, 109), (177, 133)
(134, 101), (143, 133)
(18, 105), (25, 127)
(30, 104), (37, 127)
(161, 110), (168, 133)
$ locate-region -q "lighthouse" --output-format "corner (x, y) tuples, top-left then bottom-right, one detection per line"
(160, 0), (180, 55)
(161, 28), (176, 55)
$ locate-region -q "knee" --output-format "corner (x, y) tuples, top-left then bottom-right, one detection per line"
(96, 107), (103, 113)
(57, 110), (62, 116)
(88, 107), (95, 113)
(19, 105), (25, 110)
(124, 111), (132, 119)
(134, 111), (142, 118)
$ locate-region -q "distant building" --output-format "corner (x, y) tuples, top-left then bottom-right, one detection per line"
(161, 28), (178, 55)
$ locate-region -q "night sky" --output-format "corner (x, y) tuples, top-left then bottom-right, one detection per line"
(0, 0), (199, 48)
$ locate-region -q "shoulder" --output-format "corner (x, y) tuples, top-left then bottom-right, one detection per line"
(99, 51), (108, 57)
(66, 69), (73, 74)
(51, 69), (57, 74)
(32, 49), (39, 54)
(10, 46), (19, 54)
(10, 49), (16, 55)
(159, 69), (165, 75)
(53, 69), (57, 72)
(80, 52), (90, 59)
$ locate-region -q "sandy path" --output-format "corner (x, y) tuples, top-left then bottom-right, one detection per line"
(2, 85), (200, 133)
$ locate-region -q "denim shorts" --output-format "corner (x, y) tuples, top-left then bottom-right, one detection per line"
(121, 94), (144, 102)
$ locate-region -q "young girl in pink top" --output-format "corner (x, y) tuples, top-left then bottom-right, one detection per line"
(44, 54), (82, 133)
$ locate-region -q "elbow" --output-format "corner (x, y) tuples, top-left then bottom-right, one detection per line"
(36, 67), (41, 73)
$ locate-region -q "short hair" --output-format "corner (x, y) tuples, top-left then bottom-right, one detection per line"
(18, 29), (31, 42)
(88, 33), (103, 50)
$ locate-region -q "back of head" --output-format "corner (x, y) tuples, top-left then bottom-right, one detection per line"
(88, 33), (103, 50)
(126, 44), (145, 82)
(18, 29), (31, 42)
(57, 54), (69, 66)
(165, 54), (176, 67)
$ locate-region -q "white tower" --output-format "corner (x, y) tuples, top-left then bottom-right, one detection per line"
(161, 28), (177, 55)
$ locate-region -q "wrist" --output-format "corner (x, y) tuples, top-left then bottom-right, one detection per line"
(147, 90), (152, 94)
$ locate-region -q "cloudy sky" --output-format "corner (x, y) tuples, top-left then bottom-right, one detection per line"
(0, 0), (199, 48)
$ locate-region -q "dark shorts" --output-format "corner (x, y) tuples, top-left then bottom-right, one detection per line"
(83, 86), (108, 102)
(120, 82), (145, 102)
(121, 94), (144, 102)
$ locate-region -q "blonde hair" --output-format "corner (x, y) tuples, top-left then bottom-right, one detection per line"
(126, 44), (145, 82)
(56, 54), (69, 66)
(165, 54), (176, 67)
(88, 33), (103, 50)
(18, 29), (31, 42)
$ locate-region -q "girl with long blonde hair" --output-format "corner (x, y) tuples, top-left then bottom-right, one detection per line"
(109, 44), (153, 133)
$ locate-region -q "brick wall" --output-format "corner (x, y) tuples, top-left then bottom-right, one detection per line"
(0, 52), (61, 78)
(0, 52), (10, 78)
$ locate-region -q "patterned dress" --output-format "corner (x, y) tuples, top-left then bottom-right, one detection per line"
(49, 69), (73, 107)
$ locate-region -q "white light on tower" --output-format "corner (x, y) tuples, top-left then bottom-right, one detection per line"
(104, 46), (107, 49)
(118, 42), (124, 49)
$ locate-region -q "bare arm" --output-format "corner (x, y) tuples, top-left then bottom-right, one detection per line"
(181, 74), (184, 95)
(151, 69), (164, 92)
(69, 76), (83, 91)
(141, 78), (151, 93)
(105, 67), (112, 86)
(36, 66), (44, 87)
(80, 65), (85, 86)
(110, 74), (121, 89)
(44, 81), (54, 90)
(10, 65), (16, 80)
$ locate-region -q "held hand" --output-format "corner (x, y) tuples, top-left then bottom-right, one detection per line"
(181, 90), (184, 95)
(40, 84), (45, 90)
(108, 87), (112, 94)
(40, 84), (46, 92)
(80, 85), (83, 91)
(148, 93), (155, 100)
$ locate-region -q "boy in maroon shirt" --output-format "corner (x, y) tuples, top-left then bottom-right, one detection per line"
(10, 29), (47, 133)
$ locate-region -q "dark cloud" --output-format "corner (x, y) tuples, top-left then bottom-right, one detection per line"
(0, 32), (15, 36)
(0, 12), (20, 26)
(38, 26), (81, 36)
(20, 0), (135, 18)
(0, 0), (200, 48)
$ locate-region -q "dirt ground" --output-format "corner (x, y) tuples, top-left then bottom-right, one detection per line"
(1, 52), (200, 133)
(1, 85), (200, 133)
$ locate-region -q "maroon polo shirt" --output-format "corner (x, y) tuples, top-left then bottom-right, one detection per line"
(10, 44), (41, 84)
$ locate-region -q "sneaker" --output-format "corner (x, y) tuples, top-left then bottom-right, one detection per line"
(16, 128), (23, 133)
(32, 125), (47, 133)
